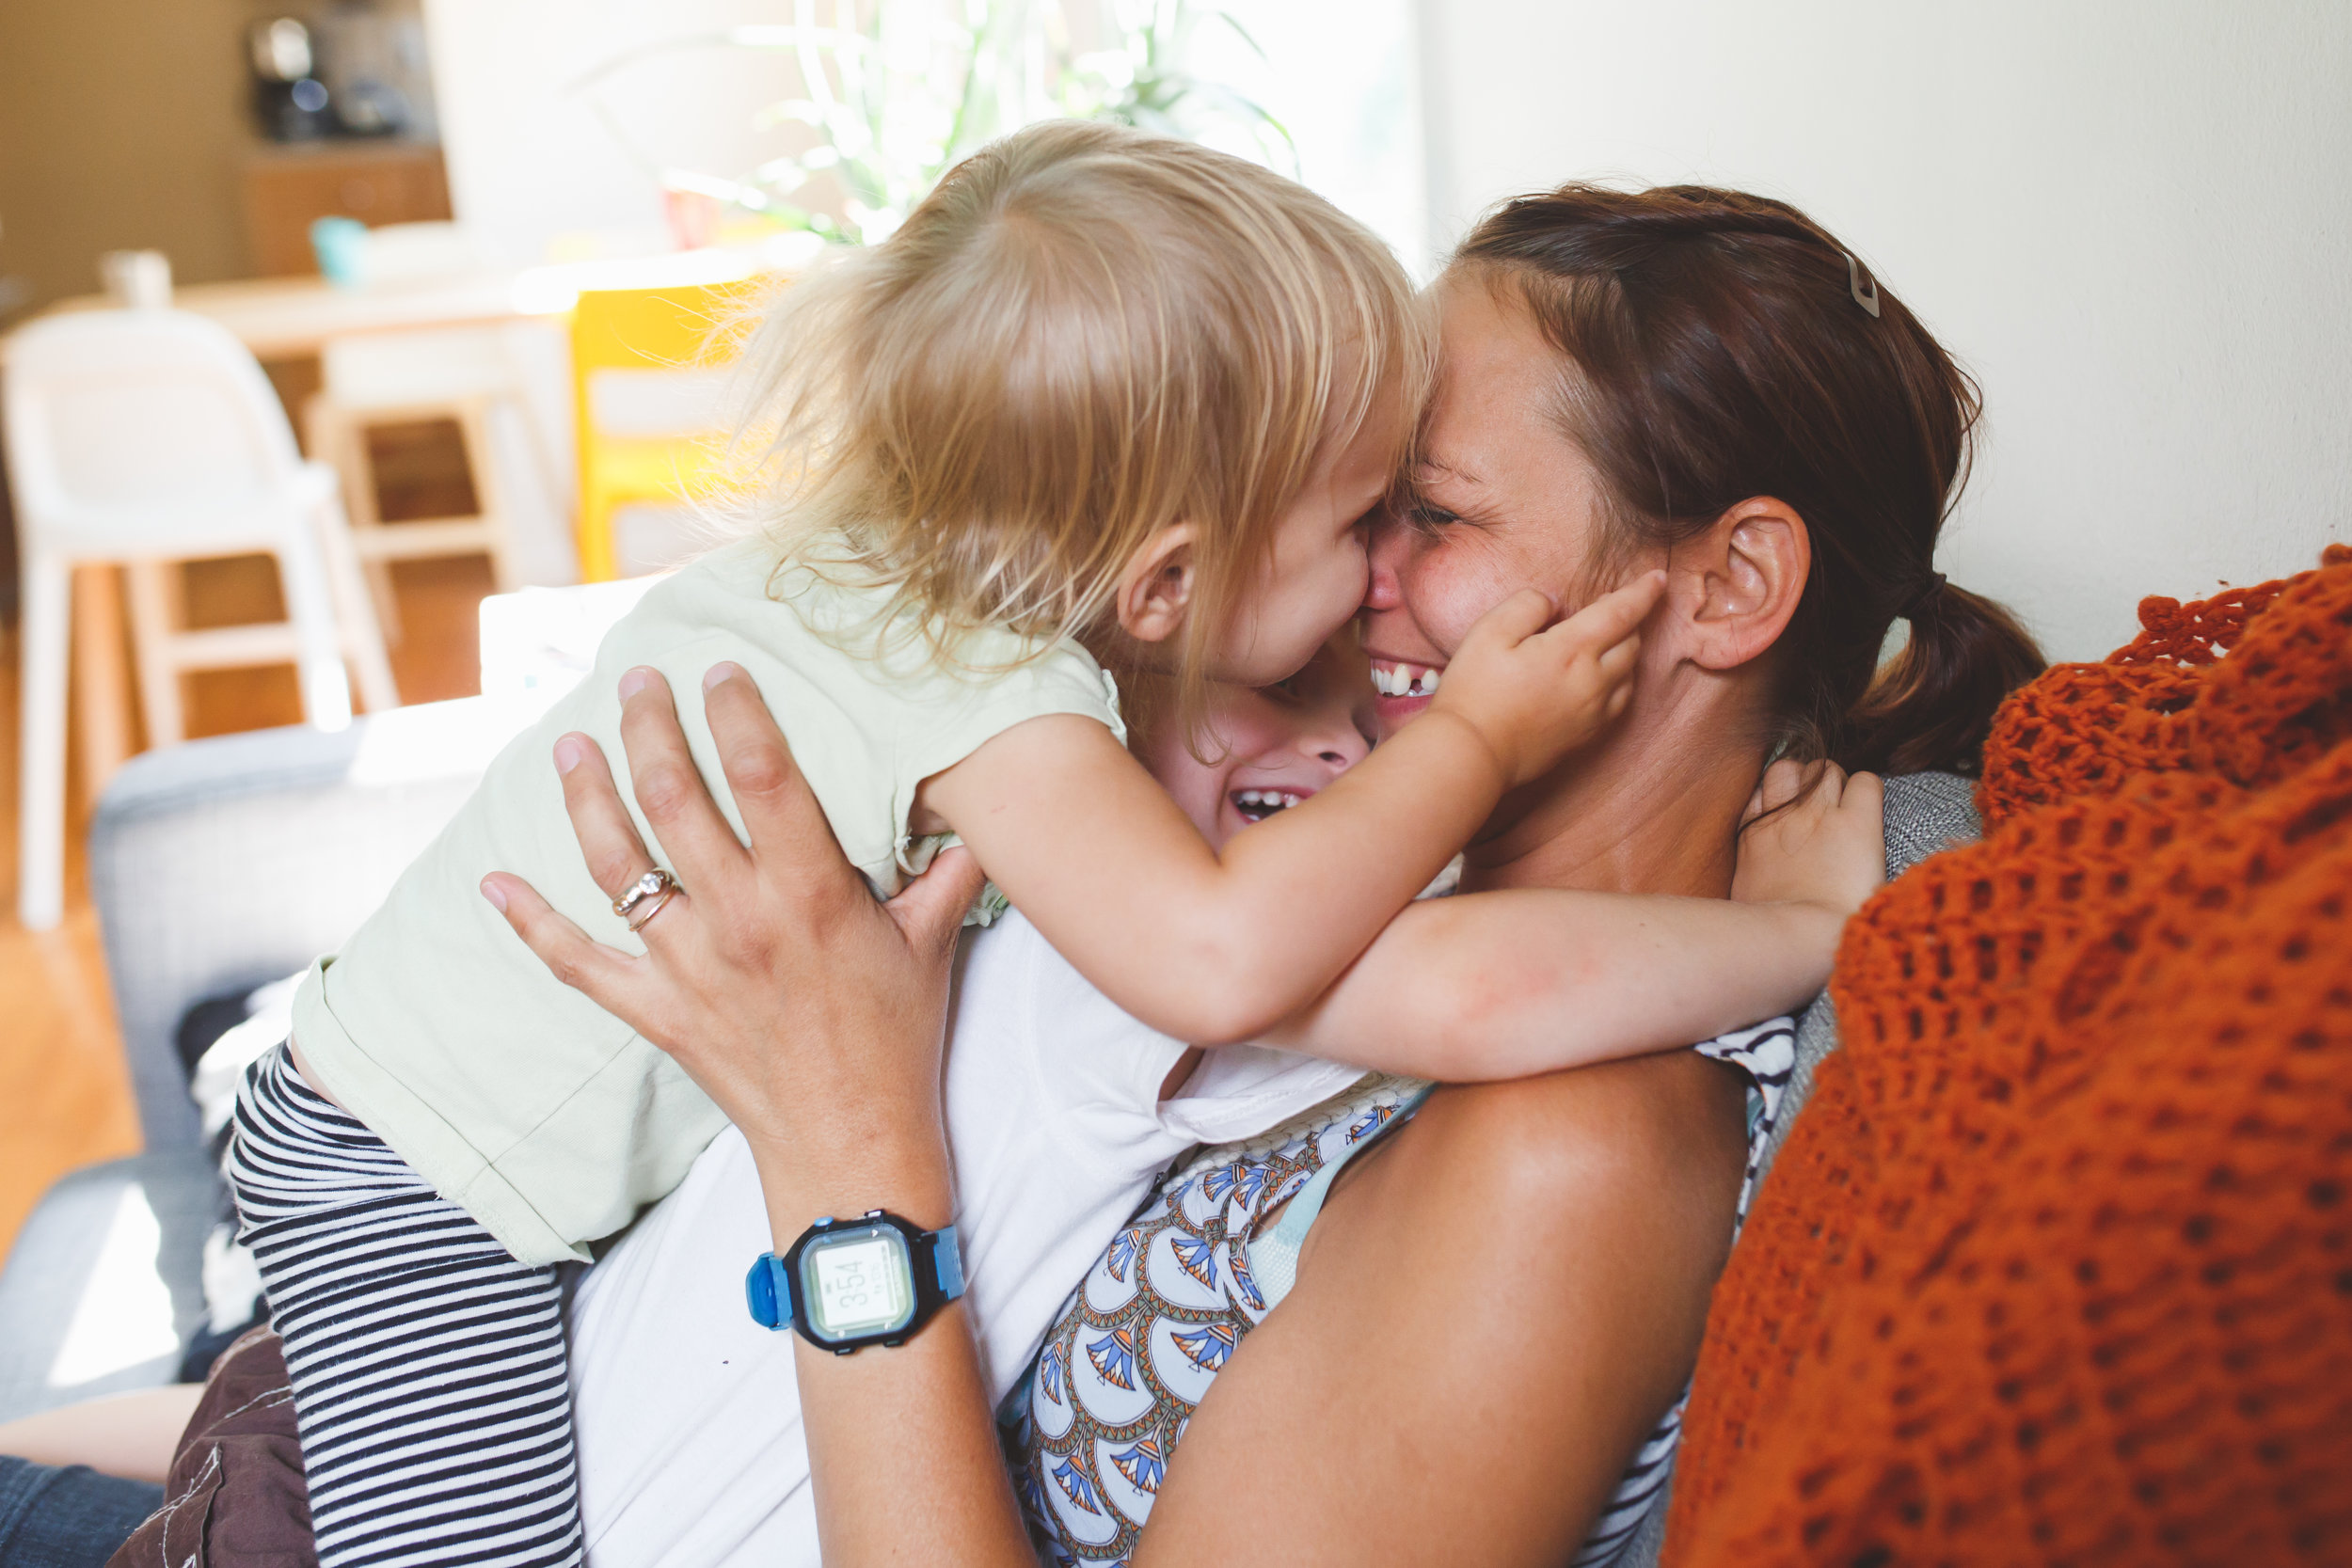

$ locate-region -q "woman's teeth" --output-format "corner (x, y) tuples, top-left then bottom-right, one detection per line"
(1232, 788), (1303, 822)
(1372, 663), (1440, 698)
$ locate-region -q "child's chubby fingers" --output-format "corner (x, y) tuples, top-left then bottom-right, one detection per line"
(1458, 587), (1558, 653)
(481, 871), (644, 1017)
(614, 666), (749, 889)
(1838, 769), (1887, 860)
(1556, 569), (1668, 652)
(1753, 756), (1810, 816)
(1841, 768), (1886, 823)
(699, 662), (842, 879)
(1593, 630), (1644, 683)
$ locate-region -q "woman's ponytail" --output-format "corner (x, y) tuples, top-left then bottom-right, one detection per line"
(1453, 183), (2047, 778)
(1844, 579), (2046, 778)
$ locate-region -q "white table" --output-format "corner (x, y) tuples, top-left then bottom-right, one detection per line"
(41, 249), (763, 362)
(44, 274), (538, 362)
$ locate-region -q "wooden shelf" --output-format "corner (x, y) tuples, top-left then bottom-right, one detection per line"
(244, 141), (453, 277)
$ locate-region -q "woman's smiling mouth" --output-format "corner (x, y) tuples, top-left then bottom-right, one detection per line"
(1370, 660), (1440, 697)
(1366, 654), (1443, 723)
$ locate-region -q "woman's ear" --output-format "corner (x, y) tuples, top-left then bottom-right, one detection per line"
(1678, 498), (1810, 671)
(1116, 524), (1198, 645)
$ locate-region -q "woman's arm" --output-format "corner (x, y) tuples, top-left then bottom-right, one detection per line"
(1264, 762), (1884, 1079)
(484, 666), (1032, 1568)
(924, 576), (1664, 1046)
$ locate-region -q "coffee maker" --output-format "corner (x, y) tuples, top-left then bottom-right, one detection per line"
(249, 17), (336, 141)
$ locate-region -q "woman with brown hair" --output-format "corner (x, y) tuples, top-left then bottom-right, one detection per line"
(4, 179), (2041, 1566)
(474, 180), (2043, 1565)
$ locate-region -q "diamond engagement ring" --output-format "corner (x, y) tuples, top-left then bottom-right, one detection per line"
(614, 868), (681, 932)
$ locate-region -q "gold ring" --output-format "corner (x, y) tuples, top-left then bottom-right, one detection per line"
(626, 887), (679, 933)
(613, 867), (680, 921)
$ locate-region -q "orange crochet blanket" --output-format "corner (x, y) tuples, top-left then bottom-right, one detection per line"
(1664, 546), (2352, 1565)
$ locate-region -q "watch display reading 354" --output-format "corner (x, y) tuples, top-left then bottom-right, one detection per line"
(745, 1210), (965, 1353)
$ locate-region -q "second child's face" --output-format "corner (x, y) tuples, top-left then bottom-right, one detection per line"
(1203, 396), (1405, 688)
(1136, 639), (1375, 851)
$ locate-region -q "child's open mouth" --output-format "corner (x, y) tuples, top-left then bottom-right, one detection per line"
(1230, 787), (1309, 822)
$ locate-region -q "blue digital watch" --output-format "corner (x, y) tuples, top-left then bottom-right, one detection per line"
(745, 1209), (965, 1354)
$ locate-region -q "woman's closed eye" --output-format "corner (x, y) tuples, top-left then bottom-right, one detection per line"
(1406, 500), (1467, 534)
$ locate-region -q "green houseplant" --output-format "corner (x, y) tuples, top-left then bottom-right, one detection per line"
(571, 0), (1292, 245)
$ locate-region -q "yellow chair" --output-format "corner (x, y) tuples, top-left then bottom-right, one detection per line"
(569, 281), (760, 581)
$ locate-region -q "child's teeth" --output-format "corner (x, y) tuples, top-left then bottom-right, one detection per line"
(1282, 793), (1299, 808)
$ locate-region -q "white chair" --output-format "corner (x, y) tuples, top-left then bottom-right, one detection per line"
(4, 309), (398, 929)
(305, 325), (540, 638)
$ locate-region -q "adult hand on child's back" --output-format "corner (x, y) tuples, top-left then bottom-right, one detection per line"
(481, 662), (985, 1206)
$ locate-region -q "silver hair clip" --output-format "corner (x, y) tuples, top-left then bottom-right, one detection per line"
(1847, 254), (1881, 318)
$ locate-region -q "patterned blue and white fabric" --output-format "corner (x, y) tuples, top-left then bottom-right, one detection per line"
(1003, 1020), (1796, 1568)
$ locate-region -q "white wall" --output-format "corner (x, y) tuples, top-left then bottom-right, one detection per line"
(1206, 0), (1429, 275)
(1417, 0), (2352, 660)
(420, 0), (790, 263)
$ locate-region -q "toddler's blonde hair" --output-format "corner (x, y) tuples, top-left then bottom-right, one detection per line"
(731, 119), (1431, 719)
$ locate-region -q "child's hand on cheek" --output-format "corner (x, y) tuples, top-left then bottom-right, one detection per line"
(1427, 571), (1666, 788)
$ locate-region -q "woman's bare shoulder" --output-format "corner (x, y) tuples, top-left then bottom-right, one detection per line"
(1136, 1057), (1744, 1567)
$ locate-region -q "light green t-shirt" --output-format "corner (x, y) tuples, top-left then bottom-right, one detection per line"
(292, 536), (1124, 1265)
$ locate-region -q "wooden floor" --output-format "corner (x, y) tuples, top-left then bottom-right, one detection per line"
(0, 420), (494, 1259)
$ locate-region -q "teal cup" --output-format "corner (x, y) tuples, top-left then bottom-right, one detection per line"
(310, 216), (368, 288)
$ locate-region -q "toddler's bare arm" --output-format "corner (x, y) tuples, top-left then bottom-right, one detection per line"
(923, 576), (1663, 1044)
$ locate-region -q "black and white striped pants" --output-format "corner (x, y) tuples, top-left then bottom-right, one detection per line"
(227, 1044), (583, 1567)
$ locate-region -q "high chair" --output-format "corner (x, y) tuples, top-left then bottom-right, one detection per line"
(4, 309), (398, 928)
(569, 282), (755, 581)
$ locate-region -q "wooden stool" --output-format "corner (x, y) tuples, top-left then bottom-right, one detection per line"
(307, 325), (539, 637)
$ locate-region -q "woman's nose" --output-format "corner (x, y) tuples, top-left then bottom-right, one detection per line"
(1362, 517), (1411, 610)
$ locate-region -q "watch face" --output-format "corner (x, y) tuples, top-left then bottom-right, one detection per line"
(798, 1225), (915, 1341)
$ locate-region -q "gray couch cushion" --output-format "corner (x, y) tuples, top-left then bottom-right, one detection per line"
(0, 1151), (219, 1423)
(1756, 769), (1979, 1186)
(89, 698), (512, 1151)
(0, 702), (510, 1421)
(1613, 769), (1980, 1568)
